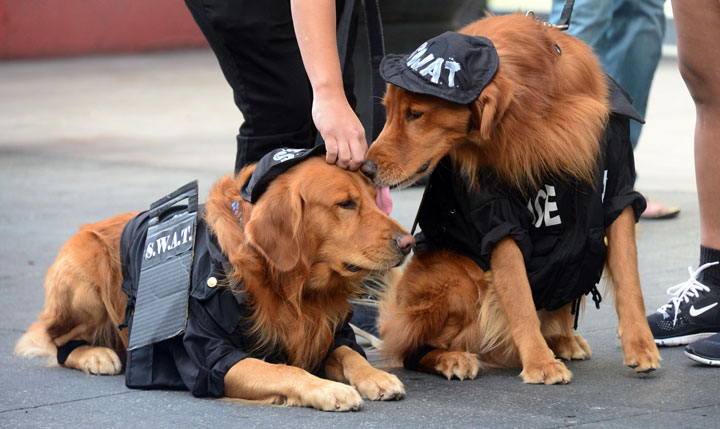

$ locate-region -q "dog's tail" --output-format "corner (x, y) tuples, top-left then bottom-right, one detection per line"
(14, 321), (58, 367)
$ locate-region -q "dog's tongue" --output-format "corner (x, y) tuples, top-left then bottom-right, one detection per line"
(375, 186), (393, 215)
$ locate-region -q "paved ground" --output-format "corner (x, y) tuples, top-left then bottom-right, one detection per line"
(1, 47), (718, 428)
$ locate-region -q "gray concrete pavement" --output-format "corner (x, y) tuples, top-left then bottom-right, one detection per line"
(1, 50), (718, 428)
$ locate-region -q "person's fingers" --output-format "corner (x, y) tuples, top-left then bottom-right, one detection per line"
(347, 134), (367, 171)
(325, 138), (339, 164)
(336, 140), (352, 169)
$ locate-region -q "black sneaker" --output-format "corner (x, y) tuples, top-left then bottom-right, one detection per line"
(685, 332), (720, 366)
(647, 262), (720, 346)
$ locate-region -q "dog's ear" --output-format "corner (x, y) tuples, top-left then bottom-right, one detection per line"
(244, 182), (302, 272)
(470, 75), (514, 141)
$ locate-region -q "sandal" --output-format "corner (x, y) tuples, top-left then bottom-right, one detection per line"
(641, 196), (681, 220)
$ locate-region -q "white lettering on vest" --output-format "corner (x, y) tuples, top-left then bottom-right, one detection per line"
(156, 235), (170, 254)
(601, 169), (608, 203)
(527, 184), (562, 228)
(144, 225), (194, 260)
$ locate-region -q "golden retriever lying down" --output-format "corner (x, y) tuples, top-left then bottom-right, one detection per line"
(361, 13), (661, 384)
(15, 153), (412, 411)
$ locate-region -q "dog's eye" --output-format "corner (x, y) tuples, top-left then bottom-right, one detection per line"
(336, 199), (357, 210)
(406, 109), (424, 121)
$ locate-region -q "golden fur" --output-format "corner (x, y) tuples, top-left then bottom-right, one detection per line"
(370, 14), (608, 193)
(366, 14), (661, 383)
(15, 157), (409, 410)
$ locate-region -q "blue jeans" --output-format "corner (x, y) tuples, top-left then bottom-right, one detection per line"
(550, 0), (666, 148)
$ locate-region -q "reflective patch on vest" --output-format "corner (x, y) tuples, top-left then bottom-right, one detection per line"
(128, 181), (198, 351)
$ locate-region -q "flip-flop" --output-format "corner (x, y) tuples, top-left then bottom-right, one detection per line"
(641, 197), (680, 220)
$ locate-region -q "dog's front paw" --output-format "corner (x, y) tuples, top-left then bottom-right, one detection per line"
(433, 351), (482, 381)
(65, 346), (122, 375)
(520, 359), (572, 384)
(547, 334), (592, 361)
(619, 327), (661, 373)
(352, 369), (405, 401)
(301, 380), (364, 412)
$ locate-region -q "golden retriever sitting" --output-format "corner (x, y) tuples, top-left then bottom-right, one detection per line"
(15, 153), (412, 411)
(361, 13), (661, 384)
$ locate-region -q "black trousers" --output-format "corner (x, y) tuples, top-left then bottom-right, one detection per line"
(184, 0), (358, 173)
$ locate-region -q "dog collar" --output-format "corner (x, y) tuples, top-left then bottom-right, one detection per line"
(231, 201), (244, 230)
(379, 31), (499, 104)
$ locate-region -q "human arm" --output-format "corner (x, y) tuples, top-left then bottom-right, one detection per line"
(290, 0), (367, 170)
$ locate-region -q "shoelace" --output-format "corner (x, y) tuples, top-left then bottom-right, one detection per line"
(657, 261), (720, 326)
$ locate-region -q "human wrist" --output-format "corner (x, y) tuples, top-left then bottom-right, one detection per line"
(312, 80), (346, 101)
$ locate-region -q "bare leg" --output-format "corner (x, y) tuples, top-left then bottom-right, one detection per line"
(673, 0), (720, 250)
(669, 0), (720, 366)
(541, 304), (592, 361)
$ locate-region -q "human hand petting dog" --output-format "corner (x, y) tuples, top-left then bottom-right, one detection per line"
(312, 89), (368, 171)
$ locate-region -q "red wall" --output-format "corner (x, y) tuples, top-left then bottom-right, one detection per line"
(0, 0), (208, 59)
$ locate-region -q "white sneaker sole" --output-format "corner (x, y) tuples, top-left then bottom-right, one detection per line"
(350, 323), (383, 350)
(654, 332), (717, 346)
(684, 350), (720, 366)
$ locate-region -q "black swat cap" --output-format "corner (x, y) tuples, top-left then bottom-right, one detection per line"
(241, 145), (325, 203)
(379, 31), (499, 104)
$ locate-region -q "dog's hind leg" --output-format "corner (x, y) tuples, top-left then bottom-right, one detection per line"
(606, 207), (661, 372)
(379, 251), (485, 380)
(14, 321), (58, 366)
(380, 300), (482, 381)
(16, 214), (133, 375)
(13, 279), (123, 375)
(14, 316), (122, 376)
(52, 322), (123, 375)
(63, 345), (123, 375)
(541, 304), (591, 361)
(417, 349), (482, 381)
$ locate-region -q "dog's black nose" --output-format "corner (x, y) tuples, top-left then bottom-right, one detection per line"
(395, 234), (415, 255)
(361, 160), (377, 180)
